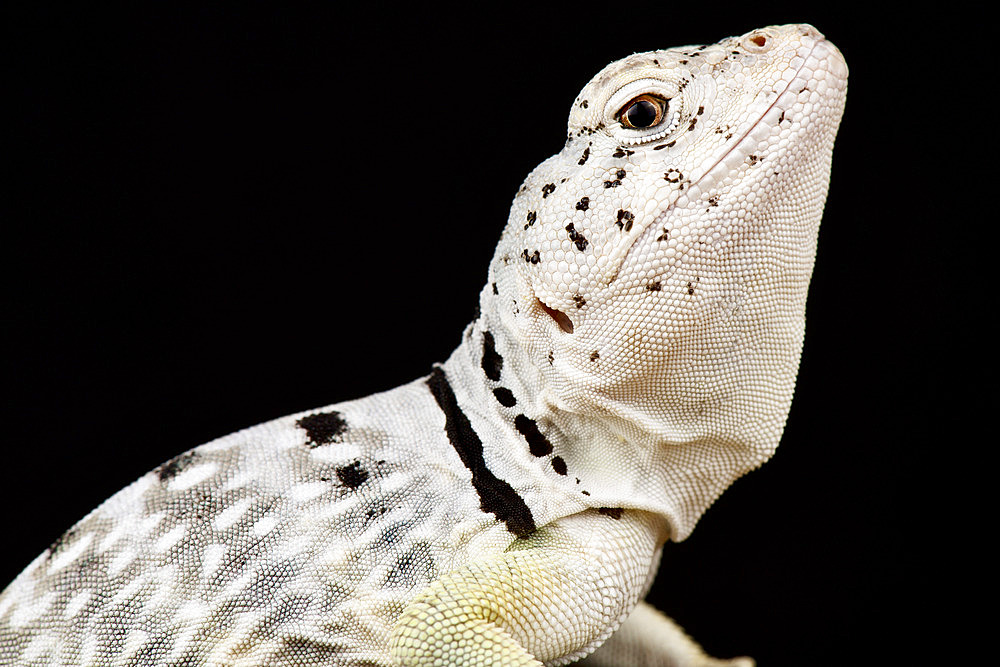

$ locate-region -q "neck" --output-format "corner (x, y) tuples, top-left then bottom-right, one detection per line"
(436, 287), (686, 539)
(438, 281), (769, 542)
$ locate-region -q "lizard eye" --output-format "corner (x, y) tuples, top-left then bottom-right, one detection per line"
(605, 79), (681, 144)
(618, 94), (669, 129)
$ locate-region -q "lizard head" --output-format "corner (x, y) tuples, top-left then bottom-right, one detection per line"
(483, 24), (847, 534)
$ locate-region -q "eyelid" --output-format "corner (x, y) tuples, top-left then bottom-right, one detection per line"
(604, 78), (677, 121)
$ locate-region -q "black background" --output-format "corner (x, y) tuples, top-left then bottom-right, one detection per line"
(3, 4), (977, 665)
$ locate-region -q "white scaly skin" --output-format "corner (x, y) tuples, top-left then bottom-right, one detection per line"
(0, 24), (845, 667)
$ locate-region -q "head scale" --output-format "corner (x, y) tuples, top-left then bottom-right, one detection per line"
(482, 24), (847, 537)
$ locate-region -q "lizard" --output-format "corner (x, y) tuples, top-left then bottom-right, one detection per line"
(0, 23), (847, 666)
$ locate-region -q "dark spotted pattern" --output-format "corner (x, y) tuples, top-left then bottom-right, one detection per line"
(603, 169), (627, 188)
(616, 209), (635, 231)
(157, 452), (198, 481)
(566, 223), (588, 251)
(481, 331), (503, 382)
(46, 527), (79, 558)
(335, 461), (368, 489)
(551, 456), (567, 476)
(296, 411), (349, 448)
(513, 415), (553, 457)
(492, 387), (516, 408)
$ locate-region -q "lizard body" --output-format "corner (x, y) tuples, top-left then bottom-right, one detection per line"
(0, 24), (846, 666)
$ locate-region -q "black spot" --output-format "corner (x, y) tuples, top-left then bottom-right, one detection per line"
(492, 282), (499, 295)
(664, 169), (684, 183)
(524, 211), (537, 230)
(578, 145), (590, 165)
(365, 503), (390, 524)
(47, 527), (78, 558)
(492, 387), (516, 407)
(481, 330), (503, 381)
(697, 105), (705, 115)
(611, 147), (634, 158)
(426, 368), (536, 537)
(656, 228), (670, 242)
(157, 451), (198, 481)
(708, 195), (720, 207)
(547, 351), (554, 365)
(748, 154), (761, 166)
(580, 99), (589, 108)
(687, 282), (695, 295)
(597, 507), (624, 520)
(335, 460), (368, 489)
(589, 350), (600, 361)
(514, 414), (553, 457)
(575, 197), (590, 211)
(565, 223), (589, 251)
(688, 117), (698, 131)
(521, 249), (540, 264)
(551, 456), (567, 476)
(646, 281), (662, 291)
(296, 411), (349, 448)
(542, 183), (556, 198)
(572, 294), (586, 309)
(603, 168), (627, 188)
(616, 209), (635, 231)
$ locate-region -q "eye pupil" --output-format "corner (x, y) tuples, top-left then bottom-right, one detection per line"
(625, 99), (659, 128)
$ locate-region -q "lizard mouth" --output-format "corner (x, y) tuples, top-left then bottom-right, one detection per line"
(603, 37), (828, 286)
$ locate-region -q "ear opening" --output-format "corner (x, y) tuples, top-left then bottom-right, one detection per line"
(536, 298), (574, 334)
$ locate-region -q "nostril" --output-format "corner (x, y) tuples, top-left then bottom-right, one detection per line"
(537, 299), (574, 334)
(750, 33), (767, 47)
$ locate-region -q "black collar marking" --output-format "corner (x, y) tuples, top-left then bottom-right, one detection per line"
(426, 366), (536, 538)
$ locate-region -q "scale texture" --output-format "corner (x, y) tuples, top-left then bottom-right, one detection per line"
(0, 24), (847, 666)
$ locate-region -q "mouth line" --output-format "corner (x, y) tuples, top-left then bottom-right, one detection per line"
(605, 38), (825, 286)
(684, 39), (822, 197)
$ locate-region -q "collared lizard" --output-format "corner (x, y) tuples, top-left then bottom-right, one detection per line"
(0, 23), (847, 666)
